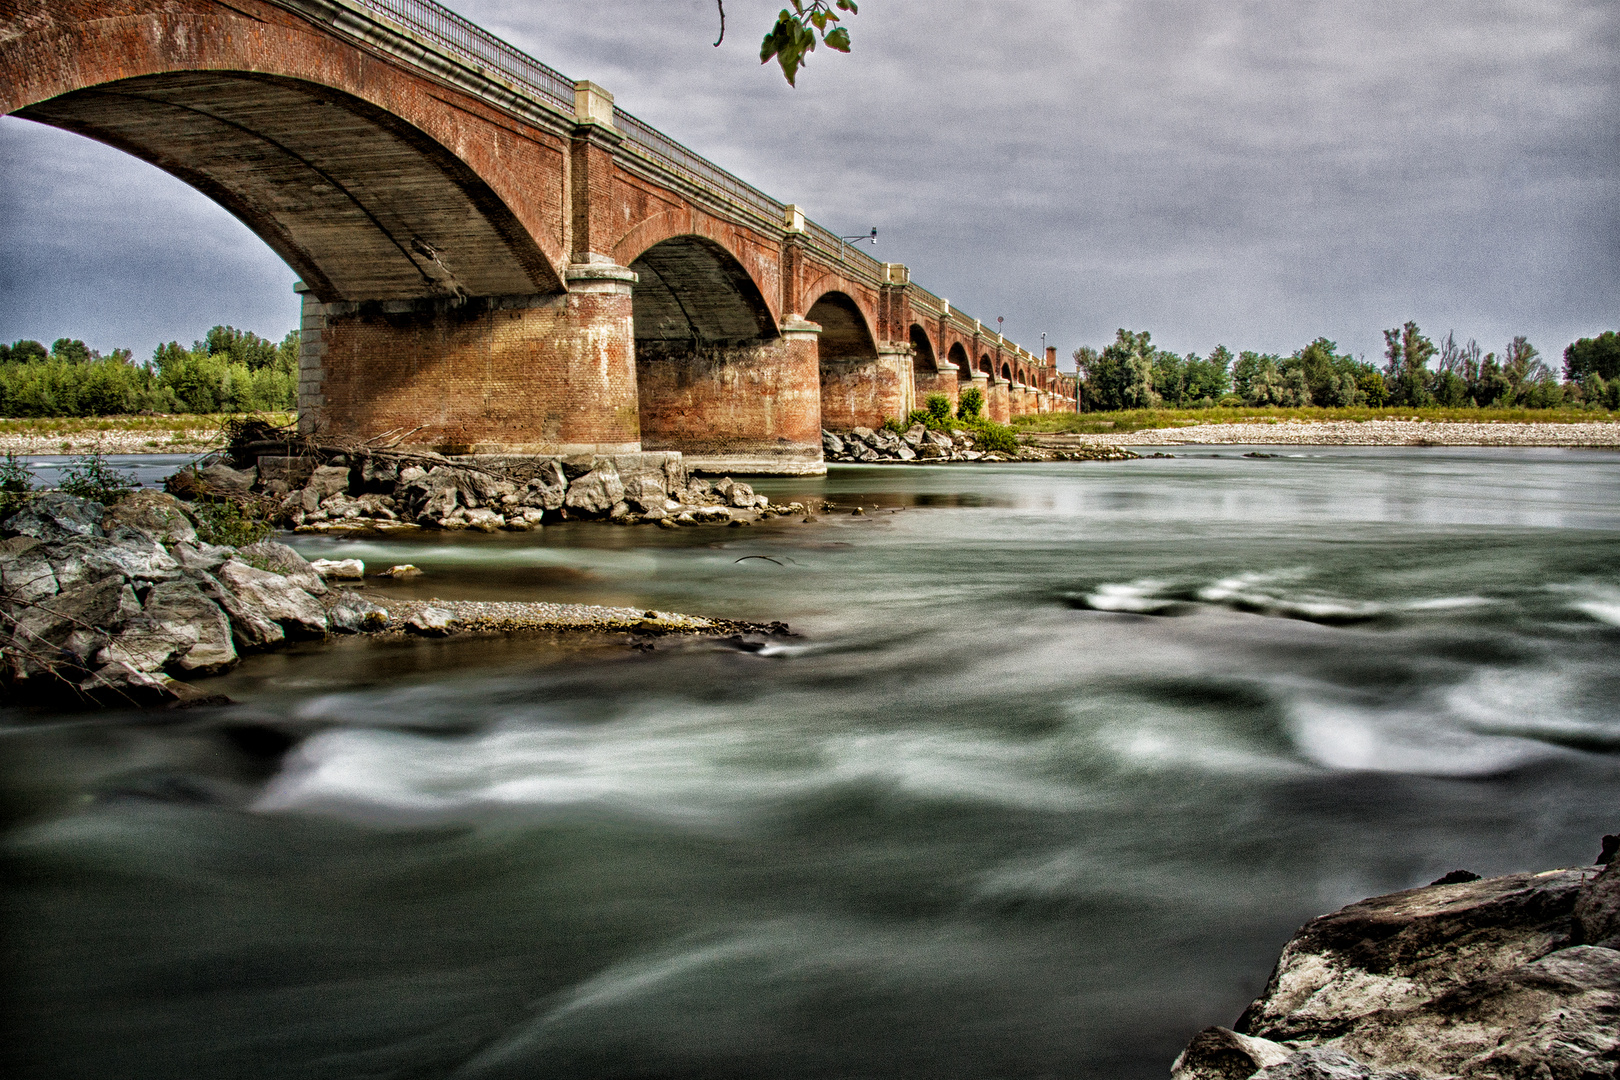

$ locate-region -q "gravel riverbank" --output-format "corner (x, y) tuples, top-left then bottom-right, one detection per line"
(1032, 419), (1620, 447)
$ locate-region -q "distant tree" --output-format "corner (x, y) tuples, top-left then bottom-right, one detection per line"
(49, 338), (92, 365)
(1564, 331), (1620, 384)
(1078, 330), (1159, 411)
(4, 339), (48, 365)
(1184, 345), (1234, 403)
(1383, 322), (1437, 407)
(1358, 370), (1388, 406)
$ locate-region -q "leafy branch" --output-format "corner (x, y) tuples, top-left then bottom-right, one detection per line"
(758, 1), (859, 85)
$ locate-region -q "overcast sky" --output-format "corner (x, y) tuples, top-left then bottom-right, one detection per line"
(1, 0), (1614, 369)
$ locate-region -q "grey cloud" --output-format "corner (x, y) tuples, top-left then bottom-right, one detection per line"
(1, 0), (1613, 368)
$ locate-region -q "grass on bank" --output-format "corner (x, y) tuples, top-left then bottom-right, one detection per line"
(0, 413), (294, 439)
(1012, 405), (1620, 435)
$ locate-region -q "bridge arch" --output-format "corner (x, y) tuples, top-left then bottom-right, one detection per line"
(809, 290), (888, 430)
(628, 235), (777, 345)
(948, 342), (973, 379)
(908, 325), (938, 372)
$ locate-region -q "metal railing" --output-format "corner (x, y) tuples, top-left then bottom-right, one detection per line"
(610, 108), (784, 225)
(345, 0), (576, 112)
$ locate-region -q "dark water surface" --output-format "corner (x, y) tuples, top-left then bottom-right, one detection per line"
(5, 447), (1619, 1079)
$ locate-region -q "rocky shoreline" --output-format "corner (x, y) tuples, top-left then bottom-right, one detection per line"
(1172, 841), (1620, 1079)
(1038, 419), (1620, 448)
(824, 424), (1137, 463)
(0, 491), (786, 707)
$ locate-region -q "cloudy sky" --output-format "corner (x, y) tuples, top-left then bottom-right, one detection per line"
(1, 0), (1614, 368)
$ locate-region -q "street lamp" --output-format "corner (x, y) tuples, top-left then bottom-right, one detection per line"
(837, 227), (876, 261)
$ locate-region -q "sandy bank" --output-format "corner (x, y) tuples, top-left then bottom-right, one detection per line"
(1032, 419), (1620, 448)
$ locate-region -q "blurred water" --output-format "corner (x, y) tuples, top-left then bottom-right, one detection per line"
(3, 446), (1618, 1079)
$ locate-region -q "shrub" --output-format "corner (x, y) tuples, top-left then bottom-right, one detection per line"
(57, 451), (136, 506)
(958, 386), (985, 419)
(968, 419), (1018, 454)
(0, 453), (35, 515)
(924, 394), (953, 422)
(191, 496), (273, 547)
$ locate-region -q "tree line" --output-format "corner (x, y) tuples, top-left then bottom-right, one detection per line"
(0, 327), (298, 417)
(1074, 325), (1620, 412)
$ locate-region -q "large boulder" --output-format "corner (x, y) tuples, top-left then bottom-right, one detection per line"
(255, 456), (315, 490)
(1175, 863), (1620, 1080)
(205, 559), (327, 647)
(237, 540), (328, 596)
(0, 536), (59, 606)
(96, 580), (236, 676)
(48, 534), (182, 590)
(822, 430), (846, 456)
(103, 490), (197, 544)
(6, 574), (126, 680)
(327, 591), (388, 634)
(3, 493), (106, 541)
(620, 472), (668, 514)
(199, 461), (255, 495)
(304, 465), (352, 504)
(564, 463), (624, 516)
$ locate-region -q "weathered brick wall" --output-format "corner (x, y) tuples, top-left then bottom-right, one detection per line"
(820, 353), (913, 431)
(913, 368), (960, 414)
(303, 291), (639, 455)
(987, 380), (1011, 424)
(636, 334), (820, 462)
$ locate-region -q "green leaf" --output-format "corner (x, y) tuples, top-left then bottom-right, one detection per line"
(823, 26), (850, 52)
(836, 0), (858, 11)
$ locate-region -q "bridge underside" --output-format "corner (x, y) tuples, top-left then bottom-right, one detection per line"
(631, 237), (822, 472)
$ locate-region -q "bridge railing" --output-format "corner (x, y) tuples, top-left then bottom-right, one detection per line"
(348, 0), (576, 112)
(610, 108), (786, 226)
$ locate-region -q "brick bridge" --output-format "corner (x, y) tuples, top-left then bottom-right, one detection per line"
(3, 0), (1075, 472)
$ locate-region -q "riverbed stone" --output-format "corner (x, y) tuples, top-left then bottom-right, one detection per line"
(621, 473), (667, 514)
(7, 574), (126, 679)
(207, 560), (328, 647)
(96, 580), (236, 676)
(310, 558), (364, 581)
(463, 508), (504, 532)
(305, 465), (352, 503)
(171, 541), (234, 575)
(327, 590), (389, 633)
(0, 538), (59, 606)
(407, 606), (453, 635)
(103, 490), (197, 544)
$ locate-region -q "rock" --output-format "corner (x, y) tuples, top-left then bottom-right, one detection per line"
(199, 461), (255, 494)
(918, 442), (946, 459)
(0, 536), (59, 606)
(1171, 1027), (1293, 1080)
(102, 490), (197, 544)
(49, 533), (182, 588)
(1576, 860), (1620, 948)
(305, 465), (352, 503)
(418, 483), (458, 523)
(98, 580), (236, 675)
(463, 508), (504, 532)
(691, 505), (732, 524)
(407, 606), (453, 635)
(359, 456), (398, 487)
(208, 559), (328, 646)
(3, 493), (106, 541)
(398, 465), (428, 485)
(717, 478), (757, 508)
(850, 426), (877, 445)
(256, 456), (315, 490)
(621, 472), (668, 514)
(378, 564), (423, 578)
(823, 431), (846, 456)
(903, 423), (928, 448)
(564, 463), (625, 516)
(262, 479), (290, 499)
(927, 429), (954, 450)
(237, 540), (328, 596)
(656, 516), (679, 529)
(77, 661), (196, 706)
(895, 444), (917, 461)
(854, 445), (880, 462)
(310, 558), (364, 581)
(6, 574), (126, 679)
(1191, 864), (1620, 1080)
(327, 591), (389, 634)
(171, 541), (234, 575)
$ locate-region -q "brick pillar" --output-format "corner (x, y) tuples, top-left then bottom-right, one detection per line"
(637, 316), (825, 476)
(914, 364), (959, 414)
(302, 265), (639, 455)
(987, 378), (1011, 423)
(966, 370), (990, 420)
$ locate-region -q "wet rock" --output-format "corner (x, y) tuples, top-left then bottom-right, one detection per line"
(310, 558), (364, 581)
(327, 590), (389, 634)
(463, 508), (504, 532)
(78, 660), (196, 705)
(1171, 1027), (1293, 1080)
(3, 492), (106, 541)
(378, 564), (423, 579)
(822, 430), (845, 456)
(407, 606), (453, 635)
(854, 445), (880, 462)
(418, 482), (458, 523)
(359, 456), (398, 488)
(103, 490), (197, 544)
(237, 540), (327, 596)
(199, 461), (255, 494)
(849, 426), (877, 446)
(564, 463), (624, 516)
(1175, 862), (1620, 1080)
(1576, 860), (1620, 948)
(171, 541), (234, 575)
(903, 422), (928, 448)
(894, 444), (917, 461)
(49, 534), (182, 589)
(716, 478), (757, 509)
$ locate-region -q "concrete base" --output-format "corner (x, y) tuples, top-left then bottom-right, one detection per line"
(684, 453), (827, 477)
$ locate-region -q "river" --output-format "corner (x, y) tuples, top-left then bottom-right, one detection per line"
(4, 446), (1619, 1079)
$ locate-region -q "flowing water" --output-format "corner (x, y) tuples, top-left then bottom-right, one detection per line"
(4, 446), (1620, 1079)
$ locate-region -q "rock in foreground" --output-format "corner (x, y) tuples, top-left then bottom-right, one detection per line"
(1173, 853), (1620, 1079)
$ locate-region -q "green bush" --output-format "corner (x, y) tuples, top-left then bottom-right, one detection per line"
(0, 453), (35, 515)
(57, 452), (136, 506)
(191, 496), (273, 547)
(924, 394), (953, 422)
(965, 418), (1018, 454)
(957, 386), (985, 419)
